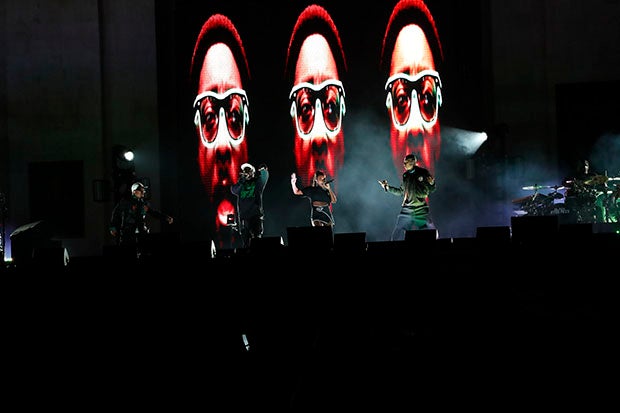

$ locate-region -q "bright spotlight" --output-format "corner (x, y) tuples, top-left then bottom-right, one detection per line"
(113, 145), (135, 170)
(442, 127), (489, 156)
(112, 145), (137, 203)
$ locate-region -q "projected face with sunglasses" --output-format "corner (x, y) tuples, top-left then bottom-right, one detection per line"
(290, 33), (345, 187)
(194, 43), (249, 203)
(194, 42), (249, 246)
(386, 24), (442, 175)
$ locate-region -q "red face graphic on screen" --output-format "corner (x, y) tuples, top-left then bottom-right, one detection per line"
(287, 5), (346, 188)
(382, 0), (444, 176)
(194, 42), (249, 200)
(386, 24), (441, 175)
(190, 14), (251, 248)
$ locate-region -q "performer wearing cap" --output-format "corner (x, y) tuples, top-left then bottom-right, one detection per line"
(378, 153), (436, 240)
(231, 162), (269, 248)
(109, 182), (174, 250)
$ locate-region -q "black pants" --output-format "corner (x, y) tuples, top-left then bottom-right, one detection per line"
(240, 215), (263, 247)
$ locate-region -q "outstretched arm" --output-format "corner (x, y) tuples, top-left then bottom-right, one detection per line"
(258, 164), (269, 185)
(378, 179), (404, 196)
(378, 179), (389, 192)
(291, 173), (303, 195)
(146, 203), (174, 224)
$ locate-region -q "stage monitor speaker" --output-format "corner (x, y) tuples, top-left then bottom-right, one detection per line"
(140, 232), (181, 258)
(102, 244), (137, 265)
(593, 222), (620, 234)
(558, 223), (593, 240)
(366, 240), (409, 256)
(404, 229), (438, 244)
(32, 246), (69, 267)
(333, 232), (367, 254)
(476, 226), (512, 245)
(287, 226), (333, 252)
(10, 220), (54, 264)
(450, 237), (478, 250)
(179, 240), (217, 260)
(511, 215), (559, 245)
(250, 236), (284, 252)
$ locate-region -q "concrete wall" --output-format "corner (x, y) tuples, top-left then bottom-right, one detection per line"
(490, 0), (620, 167)
(1, 0), (159, 258)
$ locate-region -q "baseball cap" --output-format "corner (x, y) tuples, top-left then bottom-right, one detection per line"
(240, 163), (255, 173)
(131, 182), (147, 192)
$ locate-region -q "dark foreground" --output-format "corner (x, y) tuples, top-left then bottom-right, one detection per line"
(3, 226), (618, 409)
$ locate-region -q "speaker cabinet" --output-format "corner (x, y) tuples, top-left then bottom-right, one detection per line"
(287, 226), (333, 252)
(249, 236), (284, 252)
(404, 229), (438, 243)
(511, 215), (559, 245)
(32, 246), (69, 267)
(476, 226), (512, 245)
(9, 220), (54, 265)
(333, 232), (366, 254)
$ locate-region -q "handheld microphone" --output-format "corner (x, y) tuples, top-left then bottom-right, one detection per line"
(326, 179), (334, 184)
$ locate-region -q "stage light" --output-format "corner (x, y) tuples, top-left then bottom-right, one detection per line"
(122, 149), (134, 162)
(443, 126), (488, 156)
(113, 145), (135, 169)
(112, 145), (137, 202)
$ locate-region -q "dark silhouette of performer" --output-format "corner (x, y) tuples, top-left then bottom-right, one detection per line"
(379, 153), (436, 240)
(109, 182), (174, 256)
(230, 163), (269, 247)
